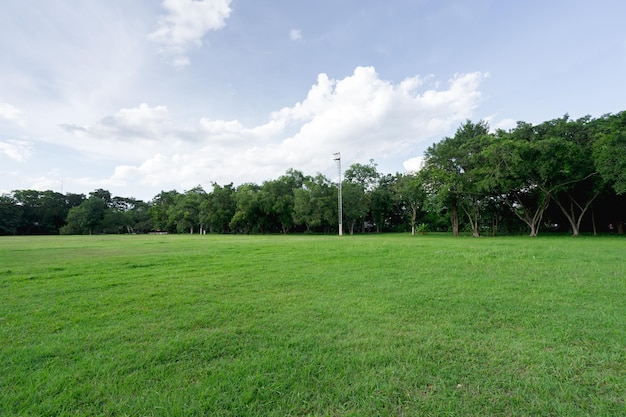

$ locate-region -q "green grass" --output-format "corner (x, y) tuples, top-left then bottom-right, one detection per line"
(0, 234), (624, 416)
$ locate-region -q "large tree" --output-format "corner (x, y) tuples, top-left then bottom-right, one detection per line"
(483, 123), (552, 236)
(535, 116), (602, 236)
(594, 111), (626, 195)
(150, 190), (181, 233)
(293, 174), (336, 233)
(423, 120), (492, 237)
(201, 183), (237, 233)
(0, 194), (21, 235)
(259, 169), (305, 234)
(61, 197), (107, 235)
(170, 186), (207, 234)
(395, 172), (427, 236)
(343, 160), (380, 233)
(230, 183), (263, 233)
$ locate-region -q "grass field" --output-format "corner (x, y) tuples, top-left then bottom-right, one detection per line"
(0, 234), (624, 416)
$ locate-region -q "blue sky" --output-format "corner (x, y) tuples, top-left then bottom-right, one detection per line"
(1, 0), (625, 201)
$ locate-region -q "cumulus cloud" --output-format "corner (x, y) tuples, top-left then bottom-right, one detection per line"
(490, 117), (517, 132)
(0, 102), (25, 126)
(149, 0), (233, 68)
(403, 156), (425, 173)
(62, 67), (485, 192)
(0, 139), (33, 162)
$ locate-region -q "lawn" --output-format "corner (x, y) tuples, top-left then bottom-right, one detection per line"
(0, 234), (624, 416)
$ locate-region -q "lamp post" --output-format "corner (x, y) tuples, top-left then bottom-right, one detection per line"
(333, 152), (343, 236)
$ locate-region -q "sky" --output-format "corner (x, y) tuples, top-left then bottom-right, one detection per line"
(1, 0), (625, 201)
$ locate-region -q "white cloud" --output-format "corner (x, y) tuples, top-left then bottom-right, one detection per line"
(0, 102), (25, 126)
(149, 0), (233, 68)
(26, 176), (63, 193)
(78, 67), (485, 192)
(493, 118), (517, 132)
(60, 103), (175, 162)
(0, 140), (33, 162)
(403, 156), (425, 173)
(290, 29), (302, 41)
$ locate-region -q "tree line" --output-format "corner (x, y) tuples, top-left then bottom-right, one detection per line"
(1, 111), (624, 237)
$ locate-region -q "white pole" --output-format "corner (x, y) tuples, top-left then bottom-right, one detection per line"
(334, 152), (343, 236)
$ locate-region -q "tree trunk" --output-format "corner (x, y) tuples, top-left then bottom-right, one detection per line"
(451, 205), (459, 237)
(461, 202), (480, 237)
(505, 193), (549, 237)
(552, 192), (599, 237)
(592, 208), (597, 236)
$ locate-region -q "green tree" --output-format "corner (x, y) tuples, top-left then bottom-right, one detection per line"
(395, 172), (427, 235)
(483, 123), (552, 236)
(0, 194), (21, 235)
(293, 174), (336, 233)
(423, 120), (492, 237)
(536, 116), (602, 236)
(201, 183), (237, 233)
(370, 173), (401, 232)
(344, 160), (380, 233)
(170, 186), (207, 234)
(230, 184), (262, 233)
(259, 169), (305, 234)
(594, 111), (626, 195)
(150, 190), (181, 233)
(61, 197), (107, 235)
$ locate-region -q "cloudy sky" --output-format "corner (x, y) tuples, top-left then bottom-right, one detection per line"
(1, 0), (625, 200)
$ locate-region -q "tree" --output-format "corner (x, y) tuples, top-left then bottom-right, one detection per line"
(423, 120), (492, 237)
(61, 197), (107, 235)
(0, 194), (21, 235)
(483, 123), (552, 237)
(201, 183), (236, 233)
(395, 172), (427, 235)
(11, 189), (74, 234)
(171, 186), (207, 234)
(370, 174), (402, 232)
(344, 160), (380, 233)
(89, 189), (113, 207)
(594, 111), (626, 195)
(230, 184), (262, 233)
(293, 174), (336, 233)
(150, 190), (181, 233)
(258, 169), (305, 234)
(536, 116), (602, 236)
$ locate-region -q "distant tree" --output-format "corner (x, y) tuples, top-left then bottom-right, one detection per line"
(150, 190), (181, 233)
(594, 111), (626, 195)
(61, 197), (107, 235)
(0, 194), (21, 235)
(293, 174), (336, 233)
(230, 183), (262, 233)
(12, 189), (70, 234)
(483, 123), (552, 237)
(395, 172), (427, 235)
(344, 160), (380, 233)
(89, 189), (113, 207)
(370, 173), (401, 232)
(423, 120), (492, 237)
(259, 169), (305, 233)
(171, 186), (207, 234)
(201, 183), (237, 233)
(536, 115), (602, 236)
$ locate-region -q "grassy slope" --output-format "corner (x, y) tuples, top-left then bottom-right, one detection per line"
(0, 234), (624, 416)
